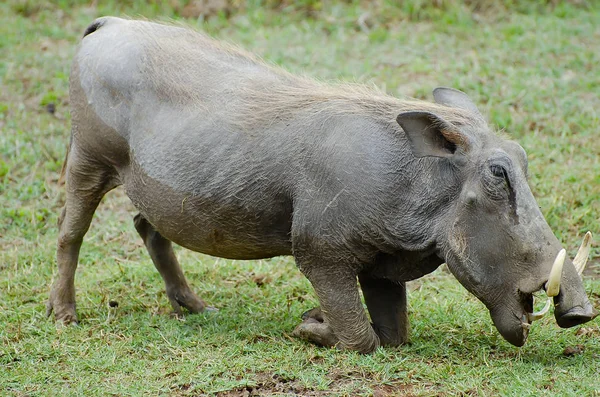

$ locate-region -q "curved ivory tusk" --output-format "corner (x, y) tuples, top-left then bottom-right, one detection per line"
(545, 249), (566, 297)
(527, 298), (552, 322)
(573, 231), (592, 276)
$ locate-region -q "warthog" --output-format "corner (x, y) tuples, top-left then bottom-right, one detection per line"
(48, 17), (597, 353)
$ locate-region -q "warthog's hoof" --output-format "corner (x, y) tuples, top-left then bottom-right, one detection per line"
(167, 288), (208, 315)
(293, 307), (339, 348)
(46, 300), (78, 325)
(301, 307), (324, 322)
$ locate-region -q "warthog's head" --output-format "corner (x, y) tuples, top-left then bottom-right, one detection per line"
(397, 87), (597, 346)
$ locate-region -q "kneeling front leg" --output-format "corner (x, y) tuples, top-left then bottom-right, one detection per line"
(293, 306), (339, 348)
(293, 258), (380, 353)
(359, 273), (409, 346)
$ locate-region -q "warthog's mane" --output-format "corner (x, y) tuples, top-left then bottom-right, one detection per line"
(233, 82), (480, 133)
(132, 19), (480, 132)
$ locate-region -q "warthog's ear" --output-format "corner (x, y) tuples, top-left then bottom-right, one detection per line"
(432, 87), (483, 120)
(396, 111), (469, 158)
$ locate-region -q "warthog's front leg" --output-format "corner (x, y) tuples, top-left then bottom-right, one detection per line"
(292, 307), (339, 347)
(293, 255), (380, 353)
(133, 214), (207, 315)
(294, 276), (409, 348)
(358, 274), (409, 346)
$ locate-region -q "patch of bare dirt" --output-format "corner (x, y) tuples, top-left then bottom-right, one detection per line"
(562, 344), (585, 357)
(214, 373), (321, 397)
(207, 371), (416, 397)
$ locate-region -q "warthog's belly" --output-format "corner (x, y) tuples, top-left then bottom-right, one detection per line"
(122, 161), (294, 260)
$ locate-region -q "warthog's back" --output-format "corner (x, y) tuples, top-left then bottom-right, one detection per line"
(74, 17), (293, 140)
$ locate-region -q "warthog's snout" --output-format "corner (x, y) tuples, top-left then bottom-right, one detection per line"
(550, 232), (597, 328)
(489, 233), (597, 347)
(555, 303), (598, 328)
(535, 232), (598, 329)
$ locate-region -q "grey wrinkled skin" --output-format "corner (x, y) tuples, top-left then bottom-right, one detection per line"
(47, 17), (597, 352)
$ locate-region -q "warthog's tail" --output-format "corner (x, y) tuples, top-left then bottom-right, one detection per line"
(58, 136), (71, 185)
(82, 17), (110, 38)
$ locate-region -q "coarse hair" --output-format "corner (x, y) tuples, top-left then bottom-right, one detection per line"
(131, 18), (481, 132)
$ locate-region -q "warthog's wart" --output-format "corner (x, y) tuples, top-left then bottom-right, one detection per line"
(48, 17), (598, 352)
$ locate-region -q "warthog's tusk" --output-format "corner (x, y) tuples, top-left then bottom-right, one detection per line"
(527, 297), (552, 322)
(545, 249), (566, 297)
(573, 231), (592, 276)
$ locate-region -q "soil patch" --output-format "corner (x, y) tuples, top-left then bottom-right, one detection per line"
(211, 372), (416, 397)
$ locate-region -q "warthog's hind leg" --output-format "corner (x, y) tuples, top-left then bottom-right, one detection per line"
(48, 148), (116, 324)
(133, 214), (207, 315)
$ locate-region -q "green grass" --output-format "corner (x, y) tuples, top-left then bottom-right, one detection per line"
(1, 1), (600, 395)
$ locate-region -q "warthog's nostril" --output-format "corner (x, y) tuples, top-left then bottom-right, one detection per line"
(556, 306), (599, 328)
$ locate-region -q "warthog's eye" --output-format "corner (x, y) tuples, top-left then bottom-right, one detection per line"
(485, 160), (517, 220)
(490, 164), (507, 179)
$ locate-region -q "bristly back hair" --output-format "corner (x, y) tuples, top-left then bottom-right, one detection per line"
(131, 18), (482, 133)
(234, 80), (481, 132)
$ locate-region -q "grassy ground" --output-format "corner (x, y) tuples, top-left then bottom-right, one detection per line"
(1, 1), (600, 395)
